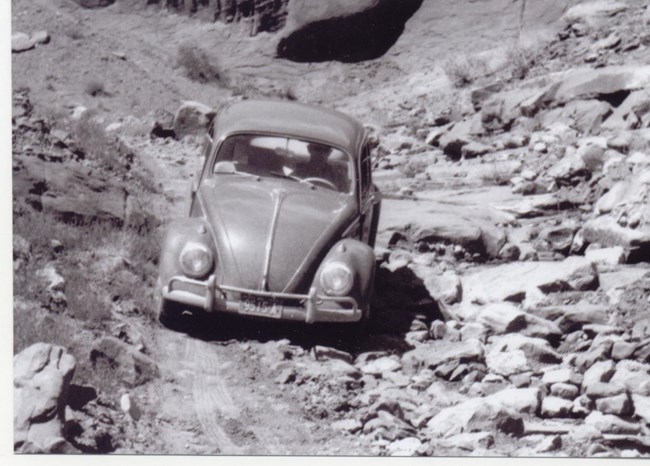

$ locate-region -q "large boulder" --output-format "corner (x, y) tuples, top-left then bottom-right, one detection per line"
(461, 256), (599, 304)
(277, 0), (422, 62)
(14, 343), (76, 452)
(173, 101), (216, 140)
(585, 169), (650, 258)
(541, 66), (650, 106)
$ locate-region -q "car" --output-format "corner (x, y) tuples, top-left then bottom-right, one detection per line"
(156, 99), (381, 329)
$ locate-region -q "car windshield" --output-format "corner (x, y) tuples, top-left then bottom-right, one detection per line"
(212, 134), (354, 193)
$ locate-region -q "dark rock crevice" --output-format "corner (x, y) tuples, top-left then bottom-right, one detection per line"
(277, 0), (423, 63)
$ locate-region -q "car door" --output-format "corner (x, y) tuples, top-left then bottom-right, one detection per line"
(359, 142), (380, 247)
(188, 128), (214, 216)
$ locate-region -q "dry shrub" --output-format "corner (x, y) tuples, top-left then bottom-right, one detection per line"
(400, 159), (428, 178)
(480, 163), (513, 186)
(507, 43), (540, 80)
(176, 43), (222, 84)
(72, 112), (132, 175)
(443, 54), (488, 88)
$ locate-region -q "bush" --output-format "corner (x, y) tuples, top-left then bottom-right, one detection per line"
(443, 54), (488, 88)
(176, 44), (222, 84)
(507, 44), (539, 80)
(72, 112), (132, 174)
(400, 159), (428, 178)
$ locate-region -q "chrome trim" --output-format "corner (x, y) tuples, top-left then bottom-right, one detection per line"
(261, 188), (286, 291)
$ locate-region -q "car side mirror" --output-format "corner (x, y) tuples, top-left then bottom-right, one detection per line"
(214, 161), (236, 174)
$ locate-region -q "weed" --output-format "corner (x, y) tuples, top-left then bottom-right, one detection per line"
(480, 163), (513, 186)
(507, 43), (539, 80)
(400, 159), (428, 178)
(176, 43), (222, 84)
(442, 54), (488, 88)
(71, 112), (132, 175)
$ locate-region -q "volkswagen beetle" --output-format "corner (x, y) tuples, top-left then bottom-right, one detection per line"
(156, 100), (381, 328)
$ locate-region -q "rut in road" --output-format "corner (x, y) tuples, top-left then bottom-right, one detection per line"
(181, 337), (245, 454)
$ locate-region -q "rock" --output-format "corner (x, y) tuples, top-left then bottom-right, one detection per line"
(438, 117), (483, 160)
(312, 345), (353, 363)
(631, 394), (650, 424)
(401, 339), (484, 374)
(585, 411), (641, 435)
(540, 225), (579, 255)
(612, 340), (638, 360)
(542, 65), (650, 107)
(521, 313), (563, 342)
(585, 247), (627, 265)
(387, 437), (422, 456)
(542, 368), (583, 386)
(90, 337), (159, 387)
(551, 383), (580, 400)
(436, 432), (494, 451)
(462, 257), (598, 304)
(173, 101), (216, 140)
(461, 141), (492, 159)
(490, 334), (561, 366)
(460, 322), (489, 343)
(582, 360), (616, 392)
(584, 216), (650, 250)
(361, 357), (402, 376)
(119, 393), (142, 421)
(31, 30), (50, 45)
(541, 396), (574, 418)
(609, 365), (650, 395)
(14, 157), (131, 225)
(429, 320), (446, 340)
(596, 394), (633, 416)
(426, 396), (524, 438)
(534, 435), (562, 453)
(14, 343), (76, 452)
(573, 394), (594, 416)
(510, 372), (532, 388)
(487, 387), (542, 414)
(553, 303), (609, 333)
(477, 302), (526, 333)
(12, 33), (35, 53)
(421, 271), (462, 305)
(549, 141), (606, 182)
(332, 418), (362, 434)
(275, 367), (296, 384)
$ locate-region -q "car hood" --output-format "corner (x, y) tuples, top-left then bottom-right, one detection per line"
(198, 176), (356, 293)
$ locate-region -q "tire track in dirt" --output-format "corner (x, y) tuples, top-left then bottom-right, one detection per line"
(181, 337), (245, 454)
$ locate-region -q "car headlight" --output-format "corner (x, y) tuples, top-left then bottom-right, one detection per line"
(320, 261), (353, 296)
(179, 242), (213, 278)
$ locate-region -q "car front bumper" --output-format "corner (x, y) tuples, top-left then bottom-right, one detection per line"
(161, 275), (362, 323)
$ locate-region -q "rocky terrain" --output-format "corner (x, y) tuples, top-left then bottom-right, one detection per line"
(11, 0), (650, 457)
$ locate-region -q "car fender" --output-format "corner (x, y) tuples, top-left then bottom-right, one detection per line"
(159, 218), (214, 283)
(314, 238), (376, 301)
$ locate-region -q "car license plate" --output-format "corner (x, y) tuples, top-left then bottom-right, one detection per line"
(239, 295), (282, 319)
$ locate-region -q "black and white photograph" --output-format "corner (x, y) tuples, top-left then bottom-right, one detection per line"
(9, 0), (650, 457)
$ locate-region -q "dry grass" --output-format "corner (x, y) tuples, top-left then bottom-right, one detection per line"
(176, 43), (222, 84)
(71, 112), (133, 175)
(479, 163), (514, 186)
(507, 43), (540, 80)
(400, 159), (428, 178)
(442, 54), (489, 88)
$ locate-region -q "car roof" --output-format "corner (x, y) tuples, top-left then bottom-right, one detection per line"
(213, 100), (366, 157)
